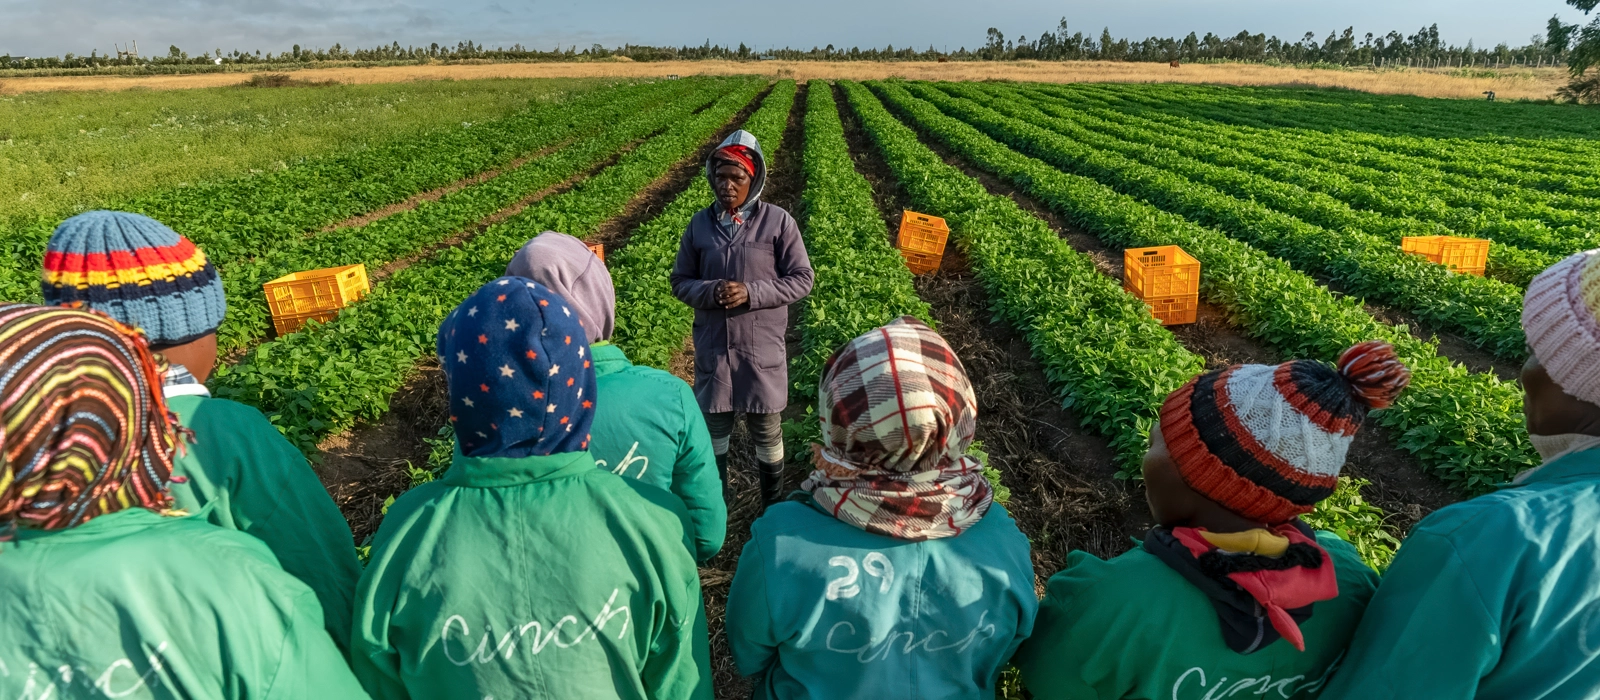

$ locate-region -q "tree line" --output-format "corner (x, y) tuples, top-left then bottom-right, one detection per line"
(3, 5), (1596, 85)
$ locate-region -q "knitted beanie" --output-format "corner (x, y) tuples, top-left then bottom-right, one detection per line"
(1158, 341), (1411, 524)
(41, 211), (226, 347)
(1523, 249), (1600, 407)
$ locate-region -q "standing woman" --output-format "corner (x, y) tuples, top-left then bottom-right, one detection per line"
(672, 130), (814, 504)
(0, 305), (364, 698)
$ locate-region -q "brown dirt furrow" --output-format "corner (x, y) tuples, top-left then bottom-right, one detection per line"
(894, 106), (1460, 535)
(834, 82), (1146, 589)
(320, 137), (578, 232)
(317, 358), (448, 545)
(703, 82), (809, 700)
(367, 133), (655, 285)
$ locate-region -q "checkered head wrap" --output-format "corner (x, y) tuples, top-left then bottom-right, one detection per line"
(801, 316), (993, 541)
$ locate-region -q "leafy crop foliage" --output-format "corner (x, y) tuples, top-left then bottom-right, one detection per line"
(847, 81), (1399, 570)
(209, 79), (723, 351)
(779, 83), (935, 467)
(0, 79), (618, 299)
(961, 83), (1564, 289)
(841, 80), (1203, 474)
(868, 81), (1536, 493)
(909, 82), (1530, 363)
(211, 78), (767, 452)
(610, 81), (798, 370)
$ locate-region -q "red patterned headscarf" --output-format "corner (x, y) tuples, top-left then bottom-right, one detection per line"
(0, 304), (180, 533)
(802, 316), (993, 541)
(712, 145), (756, 177)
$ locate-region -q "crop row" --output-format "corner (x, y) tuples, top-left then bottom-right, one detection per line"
(845, 81), (1398, 568)
(1095, 82), (1600, 166)
(790, 85), (933, 394)
(911, 83), (1530, 362)
(210, 79), (768, 453)
(610, 80), (798, 370)
(841, 80), (1204, 471)
(0, 79), (691, 304)
(968, 83), (1562, 288)
(1010, 86), (1589, 279)
(868, 80), (1536, 493)
(1054, 84), (1600, 238)
(1073, 84), (1600, 208)
(211, 80), (732, 351)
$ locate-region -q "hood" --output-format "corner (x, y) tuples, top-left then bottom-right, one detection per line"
(705, 129), (767, 211)
(506, 231), (615, 344)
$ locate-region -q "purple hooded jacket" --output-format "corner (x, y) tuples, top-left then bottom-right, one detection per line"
(670, 130), (814, 414)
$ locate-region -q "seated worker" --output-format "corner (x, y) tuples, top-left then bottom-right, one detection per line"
(508, 231), (725, 563)
(40, 210), (361, 654)
(725, 316), (1037, 699)
(670, 130), (814, 504)
(1325, 250), (1600, 698)
(1015, 342), (1409, 700)
(351, 277), (711, 700)
(0, 304), (366, 699)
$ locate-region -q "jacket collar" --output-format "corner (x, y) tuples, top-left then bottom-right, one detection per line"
(591, 342), (632, 378)
(442, 448), (597, 488)
(1510, 444), (1600, 488)
(7, 508), (169, 545)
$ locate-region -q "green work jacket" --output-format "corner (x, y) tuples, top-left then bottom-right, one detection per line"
(590, 342), (725, 562)
(0, 508), (368, 699)
(1014, 531), (1378, 700)
(167, 393), (361, 656)
(1324, 446), (1600, 699)
(351, 449), (712, 700)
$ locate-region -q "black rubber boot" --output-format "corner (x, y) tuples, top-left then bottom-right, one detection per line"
(758, 460), (785, 506)
(716, 453), (730, 490)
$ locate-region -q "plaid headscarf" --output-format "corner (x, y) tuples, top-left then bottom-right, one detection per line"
(802, 316), (993, 541)
(0, 304), (180, 533)
(437, 277), (597, 458)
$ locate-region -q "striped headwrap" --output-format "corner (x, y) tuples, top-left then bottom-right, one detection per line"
(801, 316), (993, 541)
(0, 304), (180, 533)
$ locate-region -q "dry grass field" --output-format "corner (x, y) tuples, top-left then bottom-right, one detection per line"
(0, 59), (1570, 100)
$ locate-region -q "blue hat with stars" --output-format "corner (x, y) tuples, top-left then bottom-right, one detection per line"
(437, 276), (597, 458)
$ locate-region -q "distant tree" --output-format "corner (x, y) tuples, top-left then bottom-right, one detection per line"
(1568, 0), (1600, 77)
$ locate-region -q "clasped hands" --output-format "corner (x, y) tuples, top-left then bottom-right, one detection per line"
(716, 280), (749, 309)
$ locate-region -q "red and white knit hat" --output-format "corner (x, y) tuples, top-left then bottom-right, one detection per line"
(1159, 342), (1411, 524)
(1523, 249), (1600, 407)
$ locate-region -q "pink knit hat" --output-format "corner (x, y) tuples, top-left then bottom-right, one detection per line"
(1523, 249), (1600, 407)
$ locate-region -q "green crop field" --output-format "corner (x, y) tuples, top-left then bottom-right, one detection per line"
(5, 76), (1596, 699)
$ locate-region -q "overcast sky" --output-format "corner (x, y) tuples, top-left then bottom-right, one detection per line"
(1, 0), (1592, 58)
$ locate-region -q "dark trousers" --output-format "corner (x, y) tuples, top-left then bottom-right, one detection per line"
(703, 411), (784, 464)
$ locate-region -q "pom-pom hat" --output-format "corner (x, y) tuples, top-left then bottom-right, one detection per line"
(41, 211), (225, 347)
(1523, 249), (1600, 407)
(1159, 341), (1411, 524)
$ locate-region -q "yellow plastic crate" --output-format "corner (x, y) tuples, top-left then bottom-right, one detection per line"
(587, 242), (606, 263)
(264, 264), (370, 336)
(1124, 245), (1201, 299)
(897, 210), (949, 276)
(1402, 236), (1488, 276)
(1144, 294), (1198, 326)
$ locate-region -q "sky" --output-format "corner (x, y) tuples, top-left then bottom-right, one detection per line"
(0, 0), (1592, 59)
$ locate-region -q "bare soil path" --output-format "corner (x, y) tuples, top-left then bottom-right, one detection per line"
(2, 60), (1565, 101)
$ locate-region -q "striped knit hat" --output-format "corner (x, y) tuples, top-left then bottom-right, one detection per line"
(1523, 249), (1600, 407)
(1158, 342), (1410, 524)
(41, 211), (226, 347)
